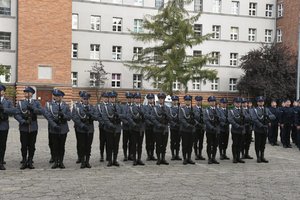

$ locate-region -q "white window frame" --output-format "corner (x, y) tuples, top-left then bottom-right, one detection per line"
(231, 1), (239, 15)
(72, 13), (78, 29)
(277, 4), (283, 18)
(194, 24), (202, 37)
(0, 0), (11, 16)
(90, 72), (99, 87)
(173, 79), (181, 91)
(211, 78), (219, 91)
(112, 17), (122, 32)
(212, 25), (221, 39)
(112, 73), (121, 88)
(192, 78), (201, 90)
(112, 46), (122, 60)
(230, 53), (238, 66)
(248, 28), (256, 42)
(265, 4), (273, 17)
(154, 77), (162, 89)
(133, 47), (143, 60)
(276, 29), (282, 43)
(134, 19), (143, 33)
(193, 50), (202, 57)
(265, 29), (273, 43)
(0, 31), (11, 50)
(134, 0), (143, 6)
(230, 27), (239, 41)
(249, 3), (257, 16)
(210, 52), (220, 65)
(90, 44), (100, 60)
(194, 0), (203, 12)
(71, 72), (78, 87)
(155, 0), (164, 8)
(133, 74), (142, 89)
(229, 78), (237, 91)
(72, 43), (78, 59)
(91, 15), (101, 31)
(213, 0), (221, 13)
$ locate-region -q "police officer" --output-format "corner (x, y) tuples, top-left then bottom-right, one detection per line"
(0, 85), (16, 170)
(280, 99), (293, 148)
(268, 99), (280, 146)
(151, 93), (170, 165)
(169, 95), (182, 161)
(250, 96), (275, 163)
(128, 92), (145, 166)
(278, 100), (286, 145)
(74, 91), (85, 164)
(97, 92), (108, 162)
(72, 92), (97, 168)
(180, 95), (196, 165)
(241, 98), (253, 159)
(143, 93), (157, 161)
(291, 100), (298, 145)
(15, 86), (43, 169)
(122, 92), (133, 161)
(217, 98), (230, 160)
(193, 96), (205, 160)
(204, 96), (220, 164)
(44, 89), (72, 169)
(101, 91), (125, 167)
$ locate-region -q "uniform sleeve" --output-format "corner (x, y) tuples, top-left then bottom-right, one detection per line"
(250, 109), (264, 128)
(43, 105), (58, 127)
(267, 108), (276, 121)
(14, 101), (26, 124)
(179, 107), (192, 129)
(4, 100), (17, 115)
(33, 101), (43, 115)
(203, 109), (214, 130)
(228, 109), (240, 129)
(63, 104), (72, 121)
(71, 105), (85, 128)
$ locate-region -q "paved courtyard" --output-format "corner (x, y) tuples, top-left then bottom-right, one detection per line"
(1, 118), (300, 200)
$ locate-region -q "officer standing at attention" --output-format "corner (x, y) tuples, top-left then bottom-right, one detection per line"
(179, 95), (196, 165)
(0, 85), (16, 170)
(15, 86), (43, 170)
(44, 89), (72, 169)
(151, 93), (170, 165)
(121, 92), (133, 161)
(241, 98), (253, 159)
(128, 92), (145, 166)
(143, 93), (157, 161)
(169, 95), (182, 161)
(250, 96), (275, 163)
(193, 96), (206, 161)
(280, 99), (293, 148)
(217, 98), (230, 160)
(72, 91), (97, 168)
(268, 99), (280, 146)
(73, 91), (84, 164)
(203, 96), (220, 164)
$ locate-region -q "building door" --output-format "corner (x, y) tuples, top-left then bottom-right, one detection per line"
(36, 89), (53, 107)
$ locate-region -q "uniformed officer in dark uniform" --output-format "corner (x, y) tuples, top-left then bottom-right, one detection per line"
(279, 99), (293, 148)
(217, 98), (230, 160)
(143, 93), (157, 161)
(72, 91), (97, 168)
(268, 99), (280, 146)
(15, 86), (43, 169)
(121, 92), (133, 161)
(295, 99), (300, 150)
(97, 92), (108, 162)
(44, 97), (55, 164)
(151, 93), (170, 165)
(241, 98), (253, 159)
(128, 92), (145, 166)
(204, 96), (220, 164)
(101, 91), (125, 167)
(0, 85), (16, 170)
(228, 97), (251, 163)
(193, 96), (206, 160)
(278, 100), (286, 145)
(44, 89), (72, 169)
(179, 95), (196, 165)
(291, 100), (298, 145)
(169, 95), (182, 161)
(250, 96), (275, 163)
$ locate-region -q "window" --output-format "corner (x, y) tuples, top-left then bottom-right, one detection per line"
(0, 0), (11, 15)
(192, 78), (201, 90)
(231, 1), (239, 15)
(133, 74), (142, 89)
(133, 47), (143, 60)
(210, 52), (220, 65)
(211, 79), (219, 91)
(134, 19), (143, 33)
(112, 46), (122, 60)
(91, 15), (101, 31)
(0, 32), (11, 49)
(229, 78), (237, 91)
(72, 14), (78, 29)
(194, 24), (202, 37)
(112, 17), (122, 32)
(230, 27), (239, 41)
(154, 77), (162, 89)
(265, 29), (272, 43)
(248, 28), (256, 42)
(230, 53), (238, 66)
(173, 79), (181, 91)
(249, 3), (257, 16)
(90, 72), (99, 87)
(212, 25), (221, 39)
(90, 44), (100, 59)
(193, 50), (202, 57)
(71, 72), (78, 87)
(112, 73), (121, 88)
(155, 0), (164, 8)
(0, 65), (10, 83)
(38, 65), (52, 80)
(72, 43), (78, 58)
(276, 29), (282, 43)
(277, 4), (283, 17)
(134, 0), (143, 6)
(265, 4), (273, 17)
(213, 0), (221, 13)
(194, 0), (203, 12)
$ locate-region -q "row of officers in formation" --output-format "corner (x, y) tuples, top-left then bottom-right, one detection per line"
(0, 84), (298, 171)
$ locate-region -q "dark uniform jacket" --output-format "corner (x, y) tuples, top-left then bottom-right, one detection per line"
(204, 107), (221, 134)
(142, 104), (154, 128)
(179, 106), (195, 133)
(128, 103), (145, 132)
(0, 97), (17, 131)
(250, 106), (275, 133)
(72, 102), (97, 133)
(168, 105), (179, 131)
(101, 103), (126, 133)
(150, 104), (170, 133)
(217, 107), (229, 133)
(228, 107), (251, 134)
(193, 105), (205, 131)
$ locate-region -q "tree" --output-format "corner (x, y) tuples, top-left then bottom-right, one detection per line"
(126, 0), (217, 95)
(0, 64), (10, 81)
(87, 60), (108, 102)
(237, 44), (297, 100)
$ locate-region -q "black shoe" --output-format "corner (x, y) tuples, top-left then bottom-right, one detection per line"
(274, 143), (279, 146)
(208, 159), (213, 164)
(20, 163), (27, 170)
(223, 155), (230, 160)
(113, 161), (120, 167)
(49, 157), (54, 164)
(287, 145), (292, 148)
(20, 158), (26, 164)
(261, 158), (269, 163)
(100, 157), (104, 162)
(137, 160), (145, 166)
(2, 161), (6, 165)
(220, 155), (225, 160)
(257, 158), (262, 163)
(160, 159), (169, 165)
(171, 155), (176, 161)
(175, 155), (182, 161)
(80, 162), (86, 169)
(76, 158), (81, 164)
(107, 161), (113, 167)
(283, 145), (288, 148)
(146, 157), (151, 161)
(27, 161), (35, 169)
(198, 155), (206, 160)
(233, 159), (238, 163)
(59, 163), (65, 169)
(183, 159), (188, 165)
(150, 156), (157, 161)
(187, 159), (195, 165)
(0, 164), (6, 170)
(156, 159), (161, 165)
(212, 159), (220, 164)
(86, 162), (91, 168)
(123, 157), (128, 161)
(237, 159), (245, 163)
(51, 162), (59, 169)
(243, 154), (253, 159)
(133, 160), (138, 166)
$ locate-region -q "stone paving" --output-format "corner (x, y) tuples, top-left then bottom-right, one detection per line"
(1, 118), (300, 200)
